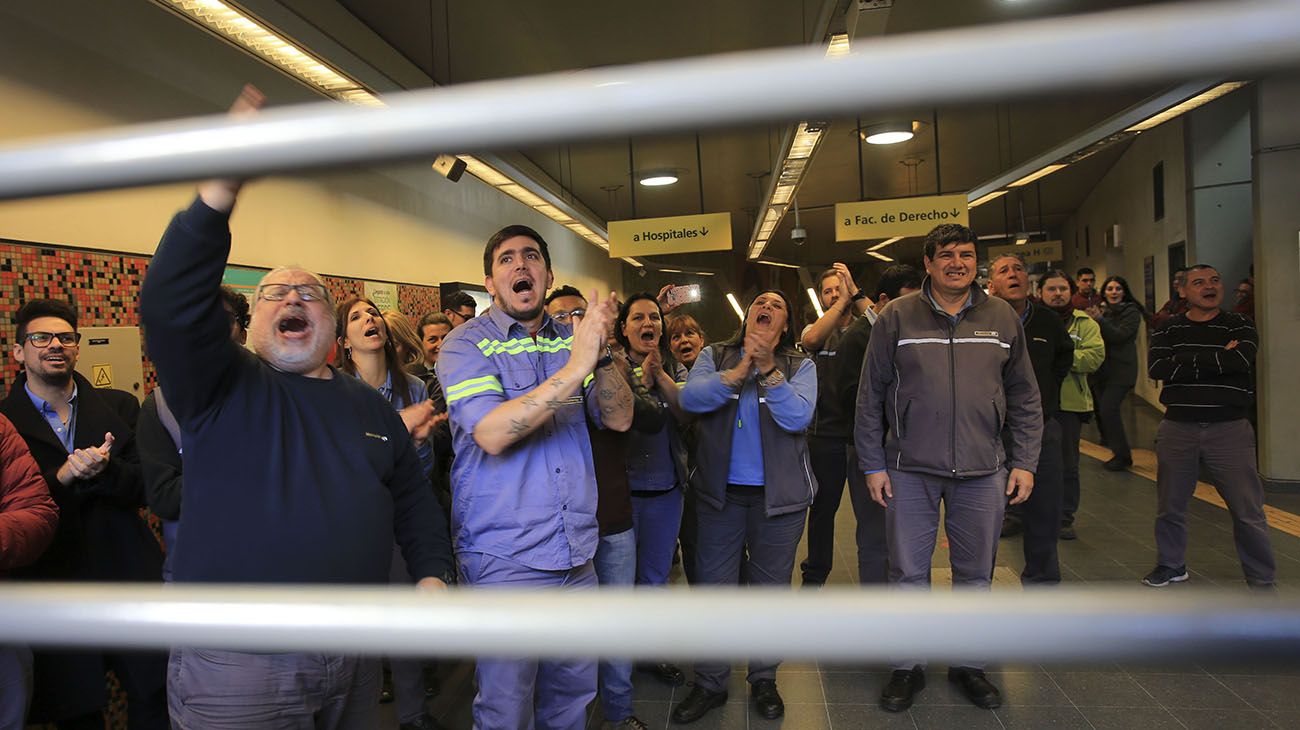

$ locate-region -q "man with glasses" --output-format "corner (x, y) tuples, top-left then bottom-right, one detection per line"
(1, 298), (168, 729)
(140, 85), (451, 729)
(544, 284), (588, 326)
(442, 290), (478, 328)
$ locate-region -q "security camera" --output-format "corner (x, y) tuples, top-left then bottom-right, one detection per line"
(791, 227), (807, 246)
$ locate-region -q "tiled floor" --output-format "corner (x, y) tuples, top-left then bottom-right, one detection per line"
(390, 398), (1300, 729)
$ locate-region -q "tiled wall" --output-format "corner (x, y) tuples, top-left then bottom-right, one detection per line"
(0, 240), (441, 395)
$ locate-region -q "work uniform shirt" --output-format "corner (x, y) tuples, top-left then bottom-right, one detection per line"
(437, 305), (603, 570)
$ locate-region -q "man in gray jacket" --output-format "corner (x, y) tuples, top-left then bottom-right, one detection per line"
(855, 224), (1042, 713)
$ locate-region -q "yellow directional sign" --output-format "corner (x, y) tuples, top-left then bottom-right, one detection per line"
(835, 194), (970, 242)
(986, 240), (1064, 265)
(609, 212), (732, 257)
(92, 364), (113, 388)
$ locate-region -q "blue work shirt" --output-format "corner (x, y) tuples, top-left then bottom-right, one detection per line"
(26, 382), (77, 453)
(436, 305), (601, 571)
(680, 346), (818, 486)
(362, 370), (435, 478)
(924, 282), (974, 326)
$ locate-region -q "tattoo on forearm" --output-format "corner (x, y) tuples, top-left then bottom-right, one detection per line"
(507, 418), (529, 438)
(599, 388), (615, 400)
(548, 377), (566, 390)
(545, 398), (563, 412)
(521, 394), (538, 409)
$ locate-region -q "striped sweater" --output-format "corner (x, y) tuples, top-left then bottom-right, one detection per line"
(1147, 311), (1256, 422)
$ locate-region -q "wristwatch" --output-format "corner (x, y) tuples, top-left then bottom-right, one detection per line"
(850, 290), (867, 303)
(595, 344), (614, 370)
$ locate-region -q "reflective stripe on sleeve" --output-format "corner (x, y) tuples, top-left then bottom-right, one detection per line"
(445, 374), (505, 403)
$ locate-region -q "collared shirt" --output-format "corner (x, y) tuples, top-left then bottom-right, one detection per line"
(26, 381), (78, 453)
(360, 369), (434, 477)
(436, 304), (601, 571)
(924, 283), (974, 325)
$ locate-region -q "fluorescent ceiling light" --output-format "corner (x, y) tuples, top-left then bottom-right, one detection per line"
(660, 268), (684, 273)
(1126, 82), (1249, 133)
(1014, 233), (1031, 246)
(757, 260), (801, 269)
(726, 293), (745, 321)
(622, 258), (644, 267)
(459, 155), (611, 251)
(153, 0), (380, 106)
(1008, 163), (1068, 187)
(807, 288), (825, 319)
(693, 271), (716, 277)
(867, 251), (895, 262)
(861, 121), (917, 146)
(969, 190), (1009, 208)
(639, 172), (679, 187)
(869, 236), (904, 251)
(825, 33), (851, 58)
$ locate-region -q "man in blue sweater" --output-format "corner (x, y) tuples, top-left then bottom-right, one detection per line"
(140, 86), (452, 729)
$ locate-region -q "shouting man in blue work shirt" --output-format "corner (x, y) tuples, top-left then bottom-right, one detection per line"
(437, 224), (633, 729)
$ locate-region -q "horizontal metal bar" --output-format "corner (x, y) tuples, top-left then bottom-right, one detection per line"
(0, 1), (1298, 201)
(1, 583), (1297, 663)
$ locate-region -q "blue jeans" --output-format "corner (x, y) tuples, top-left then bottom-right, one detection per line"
(457, 552), (598, 730)
(692, 486), (806, 692)
(0, 647), (32, 730)
(593, 530), (636, 722)
(631, 487), (684, 586)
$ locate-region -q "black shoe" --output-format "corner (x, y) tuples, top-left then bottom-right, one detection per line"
(751, 679), (784, 720)
(399, 714), (447, 730)
(947, 667), (1001, 709)
(880, 666), (925, 712)
(638, 662), (686, 687)
(1000, 516), (1024, 538)
(1103, 456), (1132, 471)
(671, 686), (728, 724)
(1142, 564), (1189, 587)
(1059, 522), (1077, 541)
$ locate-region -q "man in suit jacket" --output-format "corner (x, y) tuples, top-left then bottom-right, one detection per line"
(0, 298), (167, 729)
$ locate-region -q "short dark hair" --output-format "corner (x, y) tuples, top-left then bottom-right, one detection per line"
(544, 285), (585, 306)
(442, 290), (477, 314)
(1040, 269), (1076, 295)
(1173, 266), (1190, 275)
(483, 224), (552, 277)
(219, 285), (250, 331)
(923, 224), (976, 260)
(614, 293), (669, 356)
(1075, 267), (1095, 278)
(875, 264), (922, 301)
(1186, 264), (1217, 275)
(14, 299), (77, 341)
(417, 312), (452, 336)
(816, 268), (840, 288)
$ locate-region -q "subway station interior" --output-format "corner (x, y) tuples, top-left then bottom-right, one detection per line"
(1, 0), (1300, 729)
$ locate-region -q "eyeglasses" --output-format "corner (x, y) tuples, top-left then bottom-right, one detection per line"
(451, 309), (475, 322)
(551, 308), (586, 324)
(24, 331), (81, 348)
(257, 283), (328, 302)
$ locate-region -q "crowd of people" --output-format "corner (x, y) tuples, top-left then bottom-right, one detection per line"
(0, 87), (1277, 730)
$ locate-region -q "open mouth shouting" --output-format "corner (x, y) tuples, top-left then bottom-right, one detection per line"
(755, 311), (773, 327)
(276, 311), (312, 340)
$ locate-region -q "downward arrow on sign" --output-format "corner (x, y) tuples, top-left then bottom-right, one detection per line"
(951, 209), (962, 216)
(700, 226), (709, 236)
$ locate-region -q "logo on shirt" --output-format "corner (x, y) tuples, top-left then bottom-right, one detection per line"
(974, 330), (999, 337)
(364, 432), (389, 442)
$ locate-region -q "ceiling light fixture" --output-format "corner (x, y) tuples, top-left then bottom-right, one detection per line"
(1014, 233), (1031, 246)
(868, 236), (904, 251)
(1126, 82), (1249, 133)
(638, 171), (679, 187)
(861, 121), (918, 145)
(867, 251), (895, 262)
(756, 260), (802, 269)
(726, 293), (745, 321)
(458, 155), (611, 251)
(807, 288), (826, 319)
(693, 271), (716, 277)
(969, 190), (1009, 208)
(1008, 163), (1068, 187)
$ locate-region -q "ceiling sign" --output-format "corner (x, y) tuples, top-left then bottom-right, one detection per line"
(609, 212), (732, 257)
(986, 240), (1064, 265)
(835, 194), (970, 242)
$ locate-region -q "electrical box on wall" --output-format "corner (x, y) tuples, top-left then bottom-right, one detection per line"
(74, 326), (145, 403)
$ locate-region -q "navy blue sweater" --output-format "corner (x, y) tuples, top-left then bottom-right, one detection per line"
(141, 198), (451, 584)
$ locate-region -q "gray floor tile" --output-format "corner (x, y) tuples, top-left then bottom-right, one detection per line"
(748, 703), (831, 730)
(819, 670), (888, 705)
(984, 671), (1073, 707)
(908, 704), (1003, 729)
(1214, 674), (1300, 712)
(993, 705), (1093, 729)
(1261, 710), (1300, 728)
(1079, 706), (1187, 729)
(1129, 672), (1251, 709)
(1166, 707), (1275, 730)
(1050, 671), (1155, 707)
(766, 671), (825, 703)
(824, 704), (920, 729)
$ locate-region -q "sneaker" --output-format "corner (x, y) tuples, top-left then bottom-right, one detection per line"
(1142, 565), (1189, 587)
(603, 717), (650, 730)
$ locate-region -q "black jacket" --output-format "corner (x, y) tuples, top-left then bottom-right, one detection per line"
(1096, 300), (1144, 388)
(1020, 302), (1074, 417)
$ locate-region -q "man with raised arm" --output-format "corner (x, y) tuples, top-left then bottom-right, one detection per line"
(140, 86), (451, 729)
(436, 225), (632, 729)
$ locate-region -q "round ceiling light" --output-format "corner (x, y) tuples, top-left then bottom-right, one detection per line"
(861, 121), (918, 145)
(638, 171), (679, 187)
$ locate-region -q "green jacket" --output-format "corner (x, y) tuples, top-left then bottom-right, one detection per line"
(1061, 309), (1105, 412)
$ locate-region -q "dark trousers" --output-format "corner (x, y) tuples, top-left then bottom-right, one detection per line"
(846, 444), (888, 584)
(1154, 419), (1276, 585)
(1096, 381), (1133, 460)
(0, 647), (32, 730)
(678, 485), (699, 584)
(801, 436), (848, 585)
(1019, 417), (1063, 584)
(1058, 411), (1085, 524)
(693, 486), (806, 692)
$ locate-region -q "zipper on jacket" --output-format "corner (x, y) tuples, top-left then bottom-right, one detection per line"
(949, 318), (957, 476)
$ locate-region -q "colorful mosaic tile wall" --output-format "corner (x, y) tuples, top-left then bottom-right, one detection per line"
(0, 240), (441, 395)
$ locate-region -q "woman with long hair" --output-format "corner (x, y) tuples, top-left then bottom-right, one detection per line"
(335, 295), (443, 729)
(673, 290), (817, 724)
(1086, 275), (1145, 471)
(383, 309), (426, 374)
